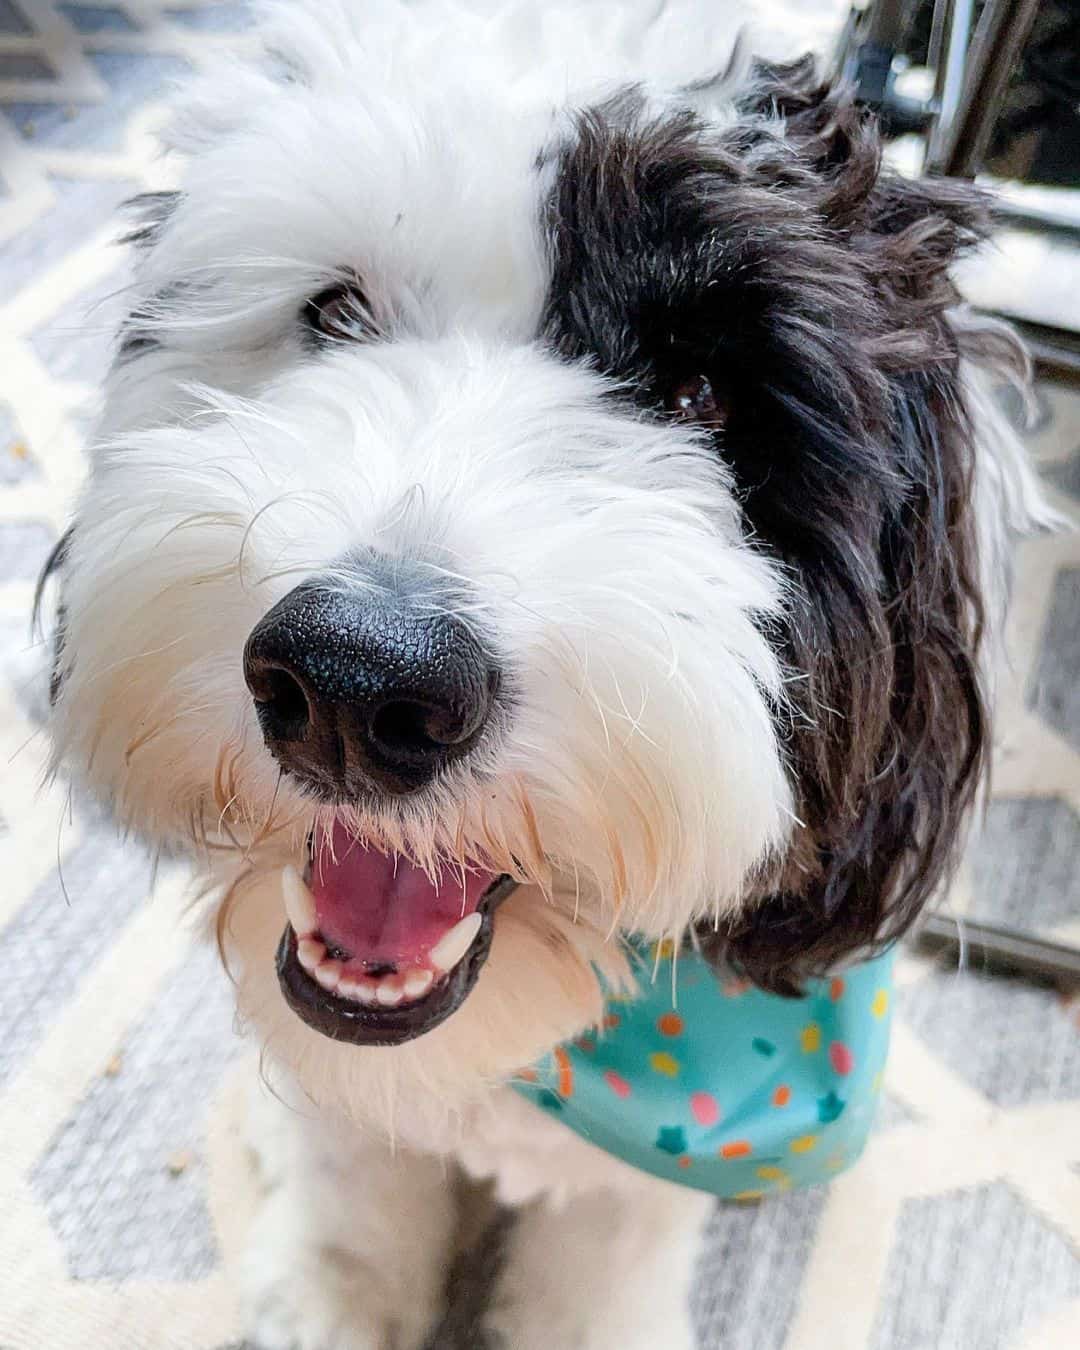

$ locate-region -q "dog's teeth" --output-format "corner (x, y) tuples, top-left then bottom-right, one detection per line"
(338, 976), (377, 1005)
(429, 913), (482, 974)
(282, 864), (317, 936)
(375, 976), (404, 1007)
(297, 938), (326, 972)
(314, 960), (342, 992)
(403, 967), (434, 1000)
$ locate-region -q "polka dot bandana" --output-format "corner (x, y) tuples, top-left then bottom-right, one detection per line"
(513, 943), (894, 1197)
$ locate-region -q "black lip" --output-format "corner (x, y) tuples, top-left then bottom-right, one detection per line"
(276, 875), (517, 1046)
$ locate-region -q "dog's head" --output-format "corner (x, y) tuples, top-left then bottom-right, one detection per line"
(43, 3), (1025, 1120)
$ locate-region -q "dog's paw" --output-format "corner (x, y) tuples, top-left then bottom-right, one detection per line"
(243, 1258), (396, 1350)
(482, 1295), (698, 1350)
(242, 1217), (435, 1350)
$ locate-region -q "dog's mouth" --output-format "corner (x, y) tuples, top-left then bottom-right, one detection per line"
(275, 819), (514, 1046)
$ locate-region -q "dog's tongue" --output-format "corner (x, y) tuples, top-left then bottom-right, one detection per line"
(309, 821), (495, 968)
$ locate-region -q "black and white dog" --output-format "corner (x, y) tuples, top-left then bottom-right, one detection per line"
(43, 2), (1045, 1345)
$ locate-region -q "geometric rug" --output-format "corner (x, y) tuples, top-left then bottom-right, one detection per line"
(1, 5), (1078, 1348)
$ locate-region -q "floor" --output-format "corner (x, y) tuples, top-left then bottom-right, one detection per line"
(1, 4), (1079, 1348)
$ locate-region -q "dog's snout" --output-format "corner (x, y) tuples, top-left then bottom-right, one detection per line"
(243, 578), (498, 795)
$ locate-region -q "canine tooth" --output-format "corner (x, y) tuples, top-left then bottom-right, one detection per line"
(375, 976), (404, 1007)
(282, 865), (317, 936)
(428, 913), (482, 974)
(403, 968), (434, 1000)
(314, 960), (342, 992)
(297, 938), (326, 972)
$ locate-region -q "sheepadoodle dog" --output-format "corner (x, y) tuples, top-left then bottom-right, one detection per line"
(43, 1), (1045, 1345)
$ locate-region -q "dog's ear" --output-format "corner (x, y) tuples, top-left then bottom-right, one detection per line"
(697, 61), (1023, 993)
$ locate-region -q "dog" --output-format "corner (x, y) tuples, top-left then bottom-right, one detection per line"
(41, 2), (1048, 1346)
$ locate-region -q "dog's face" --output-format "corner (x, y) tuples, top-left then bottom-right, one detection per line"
(45, 10), (1004, 1121)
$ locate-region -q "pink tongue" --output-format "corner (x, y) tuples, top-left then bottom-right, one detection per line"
(308, 821), (496, 968)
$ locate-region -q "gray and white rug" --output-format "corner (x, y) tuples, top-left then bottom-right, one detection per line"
(1, 4), (1078, 1348)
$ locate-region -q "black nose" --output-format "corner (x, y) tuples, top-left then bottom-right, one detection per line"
(243, 577), (499, 795)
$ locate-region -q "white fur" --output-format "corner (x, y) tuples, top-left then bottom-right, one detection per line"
(47, 4), (1045, 1347)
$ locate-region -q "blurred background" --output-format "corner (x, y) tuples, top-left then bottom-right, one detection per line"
(0, 2), (1077, 1347)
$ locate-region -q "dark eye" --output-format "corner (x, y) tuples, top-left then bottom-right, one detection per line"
(303, 281), (374, 341)
(667, 374), (728, 429)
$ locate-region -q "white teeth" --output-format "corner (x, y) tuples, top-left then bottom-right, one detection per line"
(339, 976), (375, 1004)
(428, 913), (482, 974)
(403, 967), (434, 1000)
(314, 960), (342, 992)
(297, 938), (326, 972)
(282, 865), (317, 936)
(323, 966), (435, 1008)
(375, 976), (404, 1007)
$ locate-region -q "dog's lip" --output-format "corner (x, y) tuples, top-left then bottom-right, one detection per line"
(276, 874), (516, 1046)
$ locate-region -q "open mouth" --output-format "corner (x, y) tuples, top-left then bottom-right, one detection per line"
(276, 820), (515, 1046)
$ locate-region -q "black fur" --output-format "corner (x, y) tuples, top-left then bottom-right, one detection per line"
(115, 192), (182, 362)
(543, 60), (1018, 992)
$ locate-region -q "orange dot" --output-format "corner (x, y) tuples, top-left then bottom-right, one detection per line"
(829, 977), (845, 1002)
(516, 1067), (538, 1083)
(720, 1140), (752, 1160)
(657, 1013), (684, 1037)
(553, 1046), (574, 1098)
(772, 1084), (791, 1107)
(677, 1155), (692, 1170)
(602, 1013), (621, 1030)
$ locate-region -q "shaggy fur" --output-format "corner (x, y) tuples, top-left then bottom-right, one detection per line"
(41, 4), (1046, 1347)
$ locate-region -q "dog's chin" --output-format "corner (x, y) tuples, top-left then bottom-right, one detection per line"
(222, 852), (624, 1128)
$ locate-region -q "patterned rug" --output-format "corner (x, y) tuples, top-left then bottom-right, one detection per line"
(1, 4), (1079, 1349)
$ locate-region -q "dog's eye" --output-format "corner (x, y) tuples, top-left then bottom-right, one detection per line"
(304, 281), (374, 341)
(667, 375), (728, 429)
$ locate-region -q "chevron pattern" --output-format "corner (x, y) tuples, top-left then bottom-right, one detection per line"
(1, 4), (1078, 1349)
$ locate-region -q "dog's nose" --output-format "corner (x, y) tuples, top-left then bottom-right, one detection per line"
(243, 579), (498, 794)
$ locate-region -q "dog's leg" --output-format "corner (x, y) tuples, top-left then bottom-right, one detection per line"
(243, 1087), (455, 1350)
(484, 1177), (712, 1350)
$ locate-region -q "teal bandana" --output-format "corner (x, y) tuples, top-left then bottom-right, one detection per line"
(513, 942), (894, 1199)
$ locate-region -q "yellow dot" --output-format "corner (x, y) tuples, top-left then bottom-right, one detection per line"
(826, 1152), (847, 1172)
(790, 1134), (819, 1154)
(653, 938), (676, 961)
(649, 1051), (680, 1078)
(800, 1023), (821, 1053)
(872, 988), (889, 1019)
(756, 1165), (787, 1182)
(733, 1190), (764, 1203)
(871, 1071), (883, 1094)
(11, 441), (28, 460)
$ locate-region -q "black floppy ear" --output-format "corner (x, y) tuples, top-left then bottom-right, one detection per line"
(698, 60), (1023, 993)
